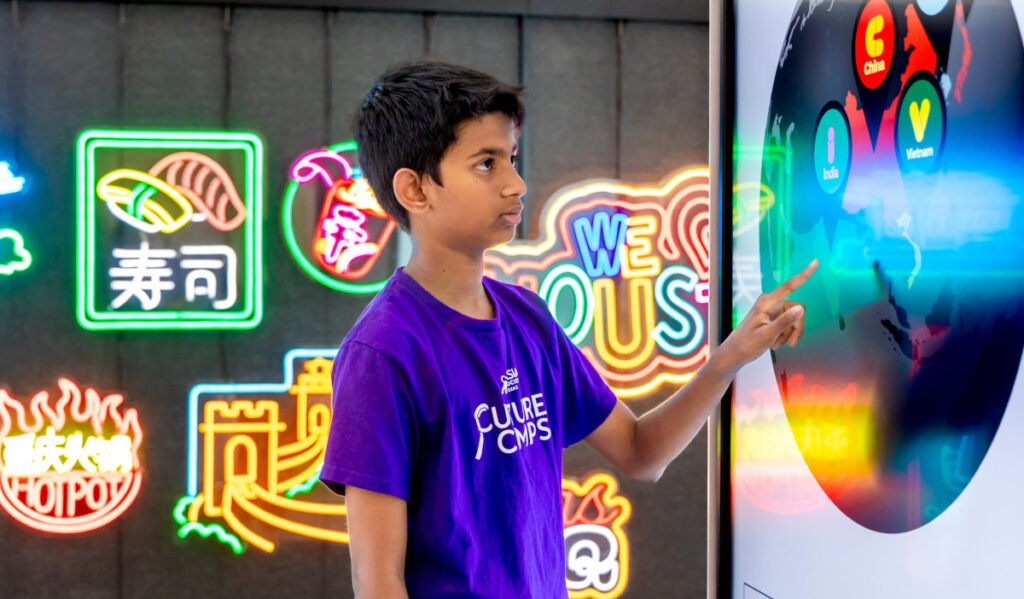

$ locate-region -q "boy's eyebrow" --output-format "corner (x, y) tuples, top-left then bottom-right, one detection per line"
(466, 146), (518, 159)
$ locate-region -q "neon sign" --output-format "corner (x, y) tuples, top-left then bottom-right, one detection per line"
(0, 161), (27, 195)
(485, 168), (710, 398)
(177, 349), (631, 570)
(282, 142), (398, 294)
(563, 473), (631, 598)
(0, 228), (32, 276)
(176, 349), (347, 553)
(0, 378), (143, 534)
(76, 130), (262, 330)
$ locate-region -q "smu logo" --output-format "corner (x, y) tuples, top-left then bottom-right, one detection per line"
(500, 368), (520, 395)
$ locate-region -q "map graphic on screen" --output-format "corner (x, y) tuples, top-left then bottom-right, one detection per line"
(753, 0), (1024, 534)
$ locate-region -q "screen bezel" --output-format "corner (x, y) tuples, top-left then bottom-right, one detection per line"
(707, 0), (735, 598)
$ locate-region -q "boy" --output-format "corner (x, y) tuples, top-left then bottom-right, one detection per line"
(320, 60), (815, 598)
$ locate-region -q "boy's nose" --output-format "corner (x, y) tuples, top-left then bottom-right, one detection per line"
(505, 165), (527, 199)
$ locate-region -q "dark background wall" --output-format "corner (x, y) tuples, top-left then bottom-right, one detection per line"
(0, 1), (710, 596)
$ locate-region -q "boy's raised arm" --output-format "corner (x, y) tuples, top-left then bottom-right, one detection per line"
(346, 485), (410, 599)
(585, 260), (818, 482)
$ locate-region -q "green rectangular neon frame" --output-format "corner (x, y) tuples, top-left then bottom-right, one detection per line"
(76, 130), (263, 330)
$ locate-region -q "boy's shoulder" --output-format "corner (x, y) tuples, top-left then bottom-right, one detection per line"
(340, 271), (557, 357)
(484, 275), (555, 324)
(340, 272), (422, 357)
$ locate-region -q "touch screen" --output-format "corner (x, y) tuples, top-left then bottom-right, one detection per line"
(724, 0), (1024, 596)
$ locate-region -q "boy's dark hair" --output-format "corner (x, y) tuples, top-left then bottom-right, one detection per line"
(354, 60), (525, 231)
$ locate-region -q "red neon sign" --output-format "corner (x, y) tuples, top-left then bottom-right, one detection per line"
(0, 378), (143, 534)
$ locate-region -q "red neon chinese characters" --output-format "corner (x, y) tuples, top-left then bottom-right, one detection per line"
(0, 378), (143, 534)
(289, 149), (397, 280)
(313, 178), (396, 278)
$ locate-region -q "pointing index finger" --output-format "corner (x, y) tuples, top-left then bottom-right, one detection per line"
(767, 259), (818, 301)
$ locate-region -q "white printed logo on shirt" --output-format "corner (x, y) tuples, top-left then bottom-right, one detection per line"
(500, 368), (519, 394)
(473, 393), (551, 460)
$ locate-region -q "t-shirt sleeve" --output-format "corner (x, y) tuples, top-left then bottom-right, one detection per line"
(557, 326), (619, 447)
(319, 340), (417, 501)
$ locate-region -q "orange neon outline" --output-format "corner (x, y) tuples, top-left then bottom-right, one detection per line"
(0, 378), (143, 534)
(149, 151), (247, 232)
(190, 356), (349, 551)
(481, 169), (710, 399)
(489, 167), (708, 258)
(485, 180), (711, 277)
(562, 473), (632, 599)
(581, 345), (708, 398)
(620, 215), (661, 279)
(592, 278), (657, 369)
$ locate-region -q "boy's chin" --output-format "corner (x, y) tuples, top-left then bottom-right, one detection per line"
(489, 227), (518, 248)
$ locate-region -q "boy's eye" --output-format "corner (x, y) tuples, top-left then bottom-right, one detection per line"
(476, 158), (495, 171)
(510, 154), (520, 168)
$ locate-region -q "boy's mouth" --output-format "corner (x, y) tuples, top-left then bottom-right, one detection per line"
(500, 206), (523, 225)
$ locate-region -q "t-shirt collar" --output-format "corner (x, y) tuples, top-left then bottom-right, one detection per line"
(392, 268), (504, 332)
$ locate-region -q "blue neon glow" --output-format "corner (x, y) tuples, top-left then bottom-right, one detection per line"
(653, 266), (705, 355)
(572, 211), (629, 278)
(186, 348), (336, 496)
(0, 162), (26, 195)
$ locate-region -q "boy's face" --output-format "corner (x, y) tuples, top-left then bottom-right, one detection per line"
(418, 112), (527, 253)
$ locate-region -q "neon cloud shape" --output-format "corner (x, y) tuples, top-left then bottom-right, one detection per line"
(485, 167), (711, 399)
(0, 162), (27, 195)
(0, 229), (32, 276)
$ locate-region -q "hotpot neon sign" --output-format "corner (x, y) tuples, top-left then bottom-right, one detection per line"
(0, 378), (143, 534)
(485, 168), (710, 398)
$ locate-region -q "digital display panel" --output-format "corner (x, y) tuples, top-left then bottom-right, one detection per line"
(718, 0), (1024, 596)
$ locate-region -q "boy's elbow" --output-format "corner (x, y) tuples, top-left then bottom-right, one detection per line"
(620, 457), (665, 483)
(632, 467), (666, 483)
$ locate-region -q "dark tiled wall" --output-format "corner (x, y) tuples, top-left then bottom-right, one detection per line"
(0, 2), (709, 597)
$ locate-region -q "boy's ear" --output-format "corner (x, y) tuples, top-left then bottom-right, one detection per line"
(393, 168), (430, 215)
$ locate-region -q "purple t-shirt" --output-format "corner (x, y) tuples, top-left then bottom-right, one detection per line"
(320, 268), (617, 598)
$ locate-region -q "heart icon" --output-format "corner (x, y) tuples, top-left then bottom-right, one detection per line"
(909, 98), (930, 143)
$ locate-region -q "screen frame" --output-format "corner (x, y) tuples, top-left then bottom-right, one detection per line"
(707, 0), (736, 597)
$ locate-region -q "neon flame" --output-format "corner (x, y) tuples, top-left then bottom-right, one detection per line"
(485, 168), (710, 398)
(0, 378), (143, 534)
(562, 473), (631, 599)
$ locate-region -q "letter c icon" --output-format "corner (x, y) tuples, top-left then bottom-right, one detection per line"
(865, 15), (884, 58)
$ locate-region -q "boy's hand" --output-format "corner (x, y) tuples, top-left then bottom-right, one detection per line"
(718, 259), (818, 371)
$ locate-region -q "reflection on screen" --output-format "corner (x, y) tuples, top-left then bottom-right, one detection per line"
(730, 0), (1024, 548)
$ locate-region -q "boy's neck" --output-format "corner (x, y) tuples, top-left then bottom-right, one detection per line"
(402, 245), (496, 320)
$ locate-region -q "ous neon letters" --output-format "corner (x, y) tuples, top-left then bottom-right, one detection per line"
(485, 168), (711, 398)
